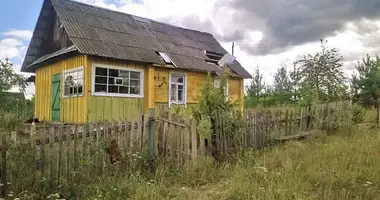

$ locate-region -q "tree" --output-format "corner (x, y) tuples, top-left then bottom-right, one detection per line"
(0, 58), (26, 111)
(246, 67), (266, 98)
(294, 40), (347, 104)
(350, 55), (380, 107)
(245, 67), (274, 107)
(273, 66), (293, 105)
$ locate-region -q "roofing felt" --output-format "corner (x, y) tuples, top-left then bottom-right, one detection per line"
(21, 0), (252, 78)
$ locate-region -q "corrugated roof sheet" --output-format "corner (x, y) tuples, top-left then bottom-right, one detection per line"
(22, 0), (252, 78)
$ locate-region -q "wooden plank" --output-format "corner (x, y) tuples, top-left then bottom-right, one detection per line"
(124, 120), (131, 169)
(162, 112), (169, 162)
(214, 111), (220, 156)
(57, 126), (63, 185)
(157, 117), (188, 127)
(183, 119), (190, 163)
(169, 114), (175, 163)
(48, 127), (55, 188)
(190, 119), (197, 162)
(140, 115), (145, 153)
(82, 124), (88, 169)
(1, 134), (7, 197)
(73, 125), (78, 170)
(66, 126), (72, 180)
(96, 123), (102, 175)
(176, 123), (182, 166)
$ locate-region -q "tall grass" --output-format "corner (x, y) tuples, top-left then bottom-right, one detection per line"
(35, 126), (378, 200)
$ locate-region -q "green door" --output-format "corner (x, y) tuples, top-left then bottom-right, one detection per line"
(51, 73), (61, 121)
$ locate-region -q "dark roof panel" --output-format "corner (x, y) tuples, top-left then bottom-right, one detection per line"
(22, 0), (251, 78)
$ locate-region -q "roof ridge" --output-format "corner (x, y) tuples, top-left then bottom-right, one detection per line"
(55, 0), (214, 36)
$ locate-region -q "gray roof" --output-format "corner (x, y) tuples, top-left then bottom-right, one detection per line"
(22, 0), (252, 78)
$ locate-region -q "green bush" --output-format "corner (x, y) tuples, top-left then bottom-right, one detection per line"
(351, 104), (365, 124)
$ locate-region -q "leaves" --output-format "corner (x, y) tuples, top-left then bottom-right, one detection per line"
(350, 54), (380, 107)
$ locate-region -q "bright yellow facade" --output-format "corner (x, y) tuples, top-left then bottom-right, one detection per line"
(34, 55), (245, 123)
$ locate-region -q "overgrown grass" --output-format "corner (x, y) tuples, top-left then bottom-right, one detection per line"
(45, 126), (379, 200)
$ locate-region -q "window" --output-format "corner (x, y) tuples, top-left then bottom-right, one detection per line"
(63, 67), (84, 97)
(158, 52), (172, 64)
(169, 73), (186, 104)
(214, 77), (228, 100)
(92, 64), (144, 97)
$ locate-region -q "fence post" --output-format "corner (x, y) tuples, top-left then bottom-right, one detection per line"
(148, 109), (156, 172)
(0, 134), (7, 197)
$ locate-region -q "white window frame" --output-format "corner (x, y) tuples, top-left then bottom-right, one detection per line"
(62, 66), (84, 98)
(169, 72), (187, 106)
(91, 64), (144, 98)
(214, 77), (229, 101)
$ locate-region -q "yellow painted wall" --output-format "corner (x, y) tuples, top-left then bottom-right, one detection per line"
(229, 77), (244, 103)
(154, 67), (244, 104)
(154, 68), (209, 104)
(86, 57), (146, 121)
(34, 55), (88, 123)
(35, 54), (245, 123)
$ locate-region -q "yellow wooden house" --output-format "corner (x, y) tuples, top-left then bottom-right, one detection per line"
(21, 0), (252, 123)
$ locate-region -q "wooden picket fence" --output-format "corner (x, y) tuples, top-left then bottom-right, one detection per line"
(0, 116), (151, 197)
(0, 101), (352, 196)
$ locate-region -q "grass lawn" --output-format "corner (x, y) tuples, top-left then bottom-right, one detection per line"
(62, 125), (379, 200)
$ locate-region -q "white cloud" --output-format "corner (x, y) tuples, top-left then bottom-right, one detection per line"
(2, 29), (33, 41)
(3, 30), (33, 41)
(0, 38), (25, 59)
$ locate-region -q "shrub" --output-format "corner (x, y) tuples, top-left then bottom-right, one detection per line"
(351, 104), (365, 124)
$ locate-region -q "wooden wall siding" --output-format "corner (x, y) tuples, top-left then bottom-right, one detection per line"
(35, 55), (88, 123)
(86, 57), (146, 122)
(154, 68), (170, 103)
(154, 68), (244, 104)
(187, 71), (209, 103)
(229, 77), (244, 102)
(154, 69), (209, 103)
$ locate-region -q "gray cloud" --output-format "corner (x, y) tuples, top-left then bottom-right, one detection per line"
(226, 0), (380, 55)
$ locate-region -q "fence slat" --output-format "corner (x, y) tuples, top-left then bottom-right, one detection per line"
(1, 134), (7, 197)
(57, 126), (63, 185)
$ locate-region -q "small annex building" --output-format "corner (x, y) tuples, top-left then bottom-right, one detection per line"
(21, 0), (252, 123)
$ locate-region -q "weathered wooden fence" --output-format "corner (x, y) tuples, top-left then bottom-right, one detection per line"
(0, 101), (352, 196)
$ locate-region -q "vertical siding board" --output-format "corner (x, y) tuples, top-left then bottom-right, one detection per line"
(35, 55), (87, 123)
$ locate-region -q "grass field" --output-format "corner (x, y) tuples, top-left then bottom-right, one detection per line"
(51, 125), (378, 200)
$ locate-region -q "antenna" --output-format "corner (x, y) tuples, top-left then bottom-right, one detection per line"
(232, 41), (235, 56)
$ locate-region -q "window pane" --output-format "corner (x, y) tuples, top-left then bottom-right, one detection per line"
(77, 70), (83, 79)
(69, 87), (74, 95)
(171, 75), (183, 83)
(130, 87), (140, 95)
(170, 84), (176, 101)
(95, 84), (107, 92)
(130, 79), (140, 87)
(120, 70), (129, 78)
(178, 85), (183, 90)
(95, 76), (107, 84)
(119, 86), (129, 94)
(108, 77), (115, 85)
(73, 87), (78, 94)
(64, 86), (70, 96)
(78, 86), (83, 94)
(95, 67), (107, 76)
(72, 71), (78, 80)
(65, 75), (74, 86)
(178, 89), (183, 102)
(109, 69), (118, 77)
(130, 71), (140, 79)
(122, 78), (129, 86)
(108, 86), (118, 93)
(115, 78), (123, 85)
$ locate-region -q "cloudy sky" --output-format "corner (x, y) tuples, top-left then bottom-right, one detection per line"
(1, 0), (380, 97)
